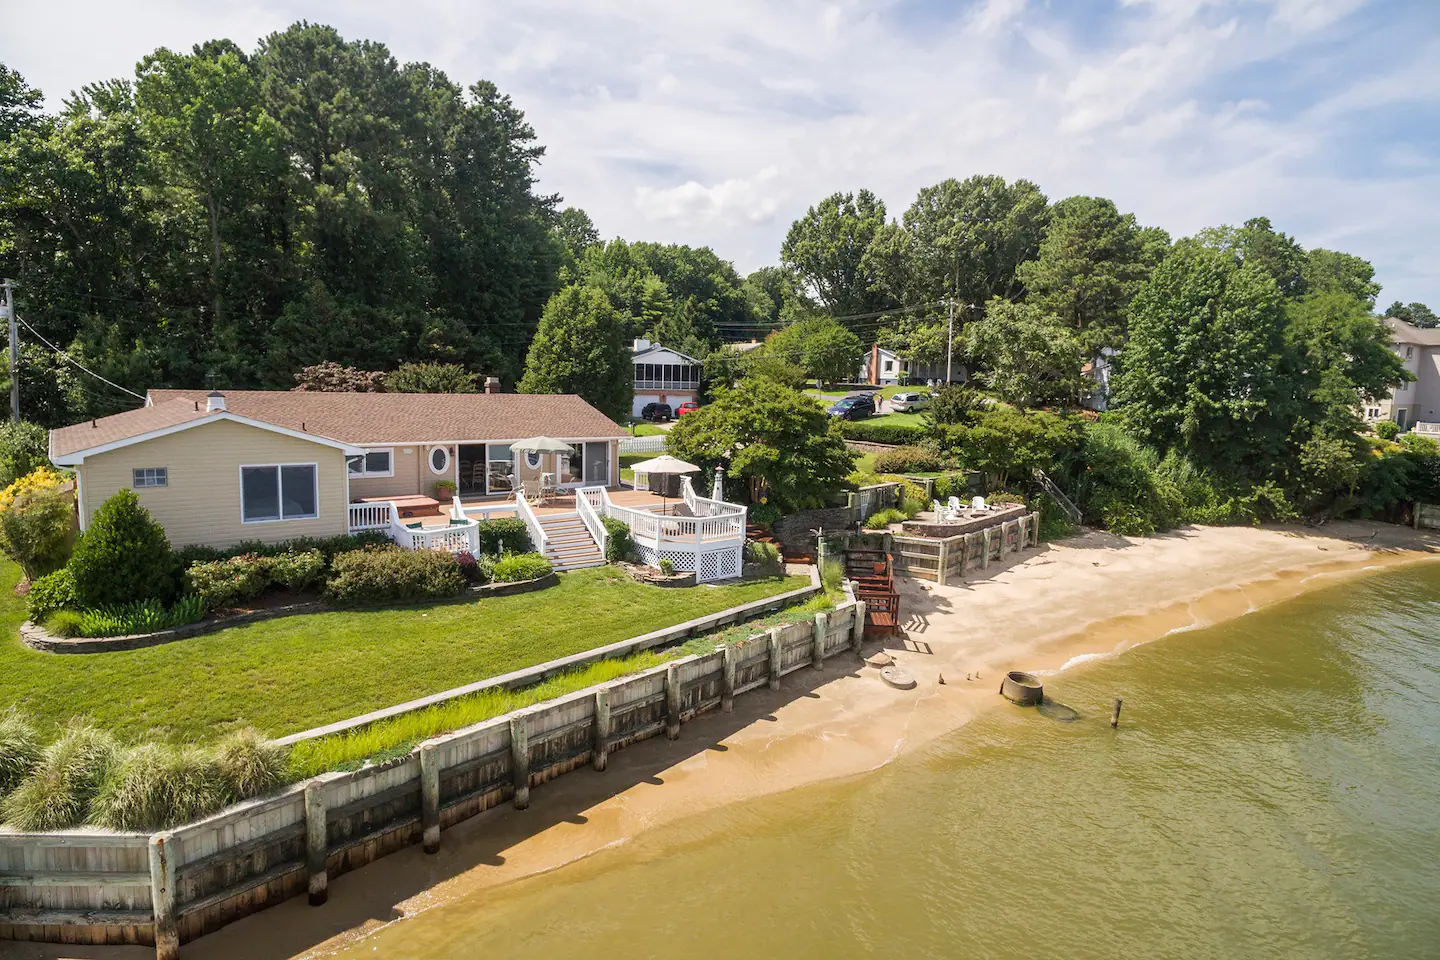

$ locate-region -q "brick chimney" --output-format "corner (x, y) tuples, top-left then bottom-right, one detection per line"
(483, 376), (501, 395)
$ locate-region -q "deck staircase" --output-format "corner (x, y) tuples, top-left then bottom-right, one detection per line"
(538, 513), (606, 572)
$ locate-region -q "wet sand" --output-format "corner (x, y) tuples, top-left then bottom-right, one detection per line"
(17, 522), (1440, 960)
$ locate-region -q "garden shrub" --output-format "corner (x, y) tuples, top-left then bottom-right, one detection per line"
(900, 497), (927, 519)
(324, 547), (464, 606)
(601, 516), (632, 562)
(0, 710), (41, 798)
(69, 489), (175, 608)
(474, 517), (531, 555)
(0, 466), (74, 581)
(863, 507), (906, 530)
(26, 567), (76, 622)
(266, 550), (325, 592)
(986, 491), (1027, 507)
(873, 446), (942, 474)
(185, 555), (270, 609)
(748, 501), (782, 528)
(454, 550), (485, 584)
(89, 743), (225, 830)
(1374, 419), (1400, 440)
(658, 558), (676, 576)
(213, 728), (286, 799)
(838, 421), (927, 445)
(46, 597), (208, 638)
(821, 558), (845, 595)
(1072, 422), (1181, 537)
(932, 473), (975, 501)
(744, 540), (782, 574)
(492, 552), (554, 583)
(1, 722), (118, 830)
(173, 532), (390, 568)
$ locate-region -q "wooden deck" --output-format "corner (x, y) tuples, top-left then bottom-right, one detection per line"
(457, 487), (679, 517)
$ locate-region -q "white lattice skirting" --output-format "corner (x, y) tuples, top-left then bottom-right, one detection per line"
(633, 543), (742, 583)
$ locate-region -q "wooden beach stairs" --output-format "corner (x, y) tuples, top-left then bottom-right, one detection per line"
(845, 548), (900, 638)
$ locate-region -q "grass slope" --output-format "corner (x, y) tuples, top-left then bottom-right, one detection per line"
(0, 562), (804, 744)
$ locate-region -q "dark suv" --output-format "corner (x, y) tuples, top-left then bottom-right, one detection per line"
(827, 394), (876, 420)
(641, 402), (673, 422)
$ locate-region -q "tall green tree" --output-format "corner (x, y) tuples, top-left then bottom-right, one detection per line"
(518, 285), (631, 421)
(666, 378), (856, 510)
(1016, 195), (1167, 352)
(963, 299), (1086, 408)
(1198, 217), (1307, 298)
(1303, 248), (1380, 307)
(763, 316), (862, 389)
(1386, 301), (1438, 328)
(1111, 242), (1295, 475)
(781, 189), (890, 325)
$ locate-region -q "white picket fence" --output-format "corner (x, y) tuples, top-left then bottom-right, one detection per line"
(619, 435), (667, 454)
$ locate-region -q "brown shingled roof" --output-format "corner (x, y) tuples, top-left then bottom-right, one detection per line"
(52, 390), (628, 459)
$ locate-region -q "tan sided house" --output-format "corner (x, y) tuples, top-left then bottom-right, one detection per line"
(49, 388), (748, 580)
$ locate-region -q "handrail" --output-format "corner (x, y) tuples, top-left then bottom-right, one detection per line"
(1032, 468), (1082, 525)
(514, 489), (549, 556)
(575, 486), (608, 560)
(347, 500), (393, 531)
(451, 494), (465, 521)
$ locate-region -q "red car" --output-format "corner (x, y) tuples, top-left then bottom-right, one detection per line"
(676, 401), (701, 416)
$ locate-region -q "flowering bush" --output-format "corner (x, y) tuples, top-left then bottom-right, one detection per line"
(0, 466), (74, 581)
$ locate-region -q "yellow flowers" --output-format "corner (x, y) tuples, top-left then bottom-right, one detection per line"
(0, 466), (67, 513)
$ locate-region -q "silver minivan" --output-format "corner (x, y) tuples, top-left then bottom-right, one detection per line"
(888, 392), (931, 413)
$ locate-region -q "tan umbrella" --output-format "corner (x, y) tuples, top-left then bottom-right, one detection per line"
(630, 455), (700, 512)
(509, 436), (574, 454)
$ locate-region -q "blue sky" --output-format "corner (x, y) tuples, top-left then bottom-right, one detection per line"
(5, 0), (1439, 306)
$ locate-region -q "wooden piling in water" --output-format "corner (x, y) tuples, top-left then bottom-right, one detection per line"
(304, 782), (327, 906)
(1111, 698), (1123, 729)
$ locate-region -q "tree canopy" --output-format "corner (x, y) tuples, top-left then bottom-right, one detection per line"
(518, 285), (632, 422)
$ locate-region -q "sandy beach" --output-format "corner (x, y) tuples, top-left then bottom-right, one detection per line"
(20, 521), (1440, 960)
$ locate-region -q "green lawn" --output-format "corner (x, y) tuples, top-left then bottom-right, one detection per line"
(629, 422), (667, 437)
(620, 452), (648, 483)
(0, 562), (805, 744)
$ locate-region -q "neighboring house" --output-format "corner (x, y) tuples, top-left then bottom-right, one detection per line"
(49, 388), (627, 550)
(1081, 348), (1117, 412)
(859, 344), (955, 386)
(631, 339), (702, 418)
(1371, 318), (1440, 430)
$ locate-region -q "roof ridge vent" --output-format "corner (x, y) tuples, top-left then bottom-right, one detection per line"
(206, 391), (226, 413)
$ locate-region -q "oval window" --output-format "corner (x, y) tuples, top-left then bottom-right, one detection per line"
(429, 446), (450, 475)
(525, 451), (542, 469)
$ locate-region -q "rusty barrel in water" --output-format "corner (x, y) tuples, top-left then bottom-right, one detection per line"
(1001, 670), (1044, 706)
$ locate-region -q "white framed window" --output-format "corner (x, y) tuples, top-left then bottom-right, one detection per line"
(1406, 346), (1415, 359)
(347, 448), (394, 478)
(240, 463), (318, 523)
(428, 446), (451, 475)
(132, 467), (167, 488)
(525, 450), (542, 469)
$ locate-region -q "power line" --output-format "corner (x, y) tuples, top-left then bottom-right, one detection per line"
(13, 313), (148, 401)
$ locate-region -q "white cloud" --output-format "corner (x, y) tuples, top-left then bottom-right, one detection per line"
(1, 0), (1437, 305)
(635, 167), (783, 226)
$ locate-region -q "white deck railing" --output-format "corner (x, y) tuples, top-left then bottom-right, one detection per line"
(348, 501), (393, 531)
(576, 490), (608, 560)
(578, 485), (746, 582)
(1415, 422), (1440, 436)
(514, 490), (549, 556)
(389, 515), (481, 554)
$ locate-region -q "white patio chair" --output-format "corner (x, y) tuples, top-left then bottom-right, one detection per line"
(948, 496), (964, 516)
(970, 495), (988, 511)
(931, 499), (944, 519)
(521, 477), (543, 501)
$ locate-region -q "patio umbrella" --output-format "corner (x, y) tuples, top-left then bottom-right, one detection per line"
(509, 436), (574, 454)
(629, 455), (700, 512)
(510, 437), (575, 499)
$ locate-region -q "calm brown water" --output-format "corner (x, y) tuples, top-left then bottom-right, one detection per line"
(332, 564), (1440, 959)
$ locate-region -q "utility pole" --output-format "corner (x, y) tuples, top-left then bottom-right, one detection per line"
(2, 279), (15, 423)
(945, 297), (955, 384)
